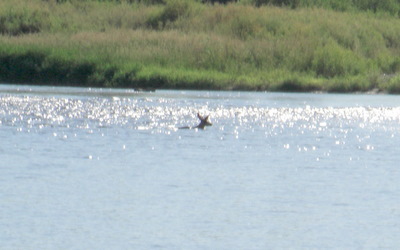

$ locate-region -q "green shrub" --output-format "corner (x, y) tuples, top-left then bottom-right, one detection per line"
(354, 0), (400, 15)
(204, 0), (237, 4)
(327, 76), (373, 92)
(0, 46), (132, 86)
(271, 77), (322, 92)
(0, 50), (45, 81)
(382, 74), (400, 93)
(249, 0), (400, 16)
(251, 0), (299, 8)
(0, 8), (49, 35)
(146, 0), (192, 29)
(312, 40), (366, 78)
(229, 15), (262, 40)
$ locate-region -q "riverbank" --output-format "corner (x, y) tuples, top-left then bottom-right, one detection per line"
(1, 0), (400, 93)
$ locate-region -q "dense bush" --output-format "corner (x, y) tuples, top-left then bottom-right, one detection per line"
(201, 0), (237, 4)
(380, 75), (400, 93)
(251, 0), (298, 8)
(312, 40), (367, 78)
(0, 8), (49, 35)
(0, 46), (142, 86)
(146, 0), (193, 29)
(249, 0), (400, 15)
(354, 0), (400, 15)
(0, 49), (95, 84)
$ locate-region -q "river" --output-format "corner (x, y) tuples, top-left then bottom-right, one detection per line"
(1, 84), (400, 249)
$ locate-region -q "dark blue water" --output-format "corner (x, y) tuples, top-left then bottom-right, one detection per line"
(1, 85), (400, 249)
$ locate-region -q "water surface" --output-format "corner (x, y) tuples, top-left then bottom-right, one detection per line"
(1, 84), (400, 249)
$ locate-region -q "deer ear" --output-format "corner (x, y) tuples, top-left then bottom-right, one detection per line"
(204, 115), (210, 121)
(197, 113), (203, 120)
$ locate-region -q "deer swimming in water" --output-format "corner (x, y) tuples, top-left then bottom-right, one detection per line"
(179, 113), (212, 130)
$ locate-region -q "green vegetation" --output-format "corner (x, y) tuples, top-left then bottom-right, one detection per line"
(249, 0), (400, 15)
(1, 0), (400, 92)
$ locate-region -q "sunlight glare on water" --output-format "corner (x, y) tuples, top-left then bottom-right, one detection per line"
(1, 85), (400, 249)
(2, 92), (400, 133)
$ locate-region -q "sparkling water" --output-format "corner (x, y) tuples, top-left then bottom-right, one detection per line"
(1, 85), (400, 249)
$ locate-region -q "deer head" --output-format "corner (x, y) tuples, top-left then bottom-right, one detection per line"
(195, 113), (212, 129)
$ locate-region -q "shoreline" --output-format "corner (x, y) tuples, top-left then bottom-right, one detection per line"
(0, 82), (392, 96)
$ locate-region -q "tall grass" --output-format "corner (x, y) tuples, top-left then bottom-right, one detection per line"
(1, 0), (400, 92)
